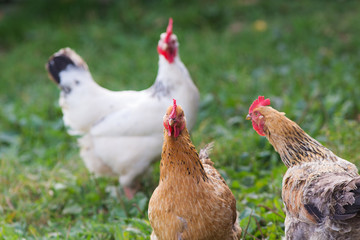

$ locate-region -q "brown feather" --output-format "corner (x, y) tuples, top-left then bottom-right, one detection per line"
(149, 107), (241, 240)
(253, 106), (360, 240)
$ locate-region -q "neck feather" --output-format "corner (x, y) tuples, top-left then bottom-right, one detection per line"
(266, 117), (339, 167)
(160, 128), (208, 182)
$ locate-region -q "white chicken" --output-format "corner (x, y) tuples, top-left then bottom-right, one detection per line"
(46, 18), (200, 198)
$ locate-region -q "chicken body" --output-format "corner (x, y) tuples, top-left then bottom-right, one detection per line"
(46, 19), (199, 192)
(148, 101), (241, 240)
(247, 97), (360, 240)
(283, 160), (360, 240)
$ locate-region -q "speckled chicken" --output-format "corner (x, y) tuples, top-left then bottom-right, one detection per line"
(246, 96), (360, 240)
(45, 19), (199, 198)
(148, 99), (241, 240)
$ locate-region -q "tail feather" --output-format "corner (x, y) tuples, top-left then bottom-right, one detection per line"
(199, 142), (214, 166)
(343, 178), (360, 213)
(46, 47), (88, 84)
(334, 177), (360, 220)
(233, 211), (242, 239)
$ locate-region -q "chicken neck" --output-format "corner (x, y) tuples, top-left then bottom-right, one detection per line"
(159, 128), (208, 183)
(266, 115), (339, 168)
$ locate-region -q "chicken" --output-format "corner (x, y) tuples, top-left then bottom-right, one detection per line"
(246, 96), (360, 240)
(45, 18), (200, 199)
(148, 99), (241, 240)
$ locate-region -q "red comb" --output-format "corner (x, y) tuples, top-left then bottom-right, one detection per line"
(249, 96), (271, 113)
(169, 99), (177, 118)
(164, 18), (173, 43)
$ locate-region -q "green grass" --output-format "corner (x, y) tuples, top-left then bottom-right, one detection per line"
(1, 0), (360, 239)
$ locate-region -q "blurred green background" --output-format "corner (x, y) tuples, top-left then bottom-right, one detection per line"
(1, 0), (359, 239)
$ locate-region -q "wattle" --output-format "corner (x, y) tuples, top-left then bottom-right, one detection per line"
(252, 121), (265, 136)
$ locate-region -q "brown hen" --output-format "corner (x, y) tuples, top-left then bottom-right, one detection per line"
(247, 96), (360, 240)
(148, 99), (241, 240)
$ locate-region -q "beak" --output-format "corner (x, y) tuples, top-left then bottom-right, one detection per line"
(169, 118), (175, 126)
(246, 114), (251, 120)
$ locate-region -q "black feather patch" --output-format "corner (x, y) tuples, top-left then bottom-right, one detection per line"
(151, 80), (170, 98)
(304, 203), (324, 223)
(48, 55), (75, 84)
(335, 184), (360, 220)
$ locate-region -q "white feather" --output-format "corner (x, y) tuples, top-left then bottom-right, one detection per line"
(52, 38), (199, 187)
